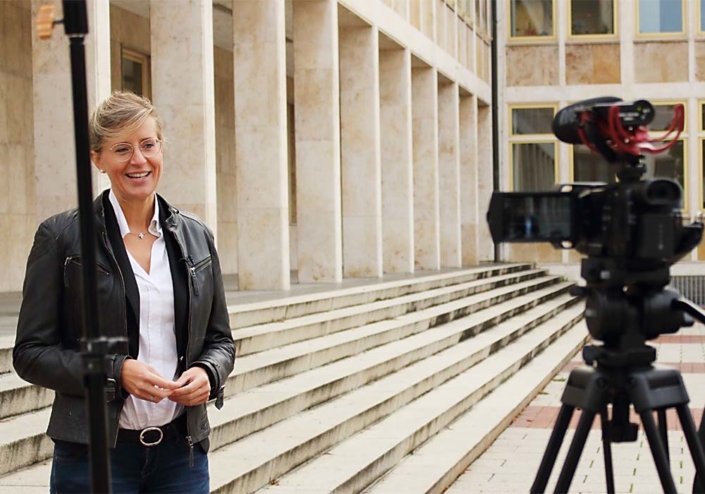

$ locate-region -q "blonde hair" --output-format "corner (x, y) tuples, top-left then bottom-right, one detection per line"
(89, 91), (164, 152)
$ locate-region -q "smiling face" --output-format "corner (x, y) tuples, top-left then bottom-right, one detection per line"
(92, 117), (163, 206)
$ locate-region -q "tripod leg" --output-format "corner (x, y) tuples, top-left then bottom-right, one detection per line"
(640, 409), (678, 493)
(658, 409), (670, 463)
(554, 408), (596, 493)
(530, 405), (575, 494)
(674, 404), (705, 494)
(600, 407), (615, 494)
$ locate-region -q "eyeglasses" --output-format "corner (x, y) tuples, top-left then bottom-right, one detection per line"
(107, 138), (162, 163)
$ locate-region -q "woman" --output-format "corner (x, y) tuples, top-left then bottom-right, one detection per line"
(13, 91), (235, 493)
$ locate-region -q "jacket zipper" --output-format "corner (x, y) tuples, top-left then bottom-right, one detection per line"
(186, 255), (211, 297)
(63, 256), (111, 287)
(101, 230), (130, 446)
(169, 212), (196, 463)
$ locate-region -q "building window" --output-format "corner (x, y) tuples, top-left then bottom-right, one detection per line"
(570, 0), (615, 36)
(510, 0), (554, 38)
(121, 49), (149, 97)
(637, 0), (683, 35)
(652, 139), (685, 191)
(701, 0), (705, 32)
(650, 102), (687, 132)
(509, 105), (557, 191)
(511, 107), (554, 135)
(572, 144), (616, 183)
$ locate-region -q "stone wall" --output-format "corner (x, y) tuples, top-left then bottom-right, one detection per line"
(0, 1), (35, 292)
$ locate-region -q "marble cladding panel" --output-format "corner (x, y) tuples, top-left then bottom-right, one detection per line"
(234, 43), (284, 130)
(0, 213), (32, 292)
(415, 219), (441, 270)
(412, 68), (440, 270)
(294, 69), (338, 142)
(634, 42), (688, 83)
(295, 140), (340, 213)
(237, 208), (290, 290)
(476, 105), (493, 262)
(695, 42), (705, 81)
(342, 216), (383, 277)
(235, 127), (288, 210)
(506, 45), (559, 87)
(297, 210), (342, 282)
(508, 243), (561, 263)
(410, 0), (421, 29)
(566, 44), (620, 85)
(110, 5), (150, 54)
(438, 84), (461, 268)
(214, 46), (237, 274)
(459, 96), (478, 266)
(380, 48), (413, 274)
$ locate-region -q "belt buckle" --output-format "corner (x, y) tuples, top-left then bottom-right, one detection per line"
(139, 426), (164, 447)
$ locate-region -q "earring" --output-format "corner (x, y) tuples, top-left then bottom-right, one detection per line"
(100, 169), (106, 174)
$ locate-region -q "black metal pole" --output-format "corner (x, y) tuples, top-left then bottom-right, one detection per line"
(490, 0), (501, 263)
(63, 0), (111, 491)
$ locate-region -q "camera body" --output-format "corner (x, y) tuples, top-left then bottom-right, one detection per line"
(487, 178), (699, 265)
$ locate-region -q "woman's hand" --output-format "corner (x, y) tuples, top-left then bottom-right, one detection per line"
(120, 359), (179, 403)
(169, 367), (211, 406)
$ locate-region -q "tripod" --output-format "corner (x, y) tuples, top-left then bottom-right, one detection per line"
(530, 270), (705, 493)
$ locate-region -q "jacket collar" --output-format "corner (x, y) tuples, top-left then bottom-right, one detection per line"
(94, 190), (180, 231)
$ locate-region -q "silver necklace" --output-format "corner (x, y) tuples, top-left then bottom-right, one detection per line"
(128, 232), (146, 239)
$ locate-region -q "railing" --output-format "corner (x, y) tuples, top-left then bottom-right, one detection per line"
(671, 276), (705, 306)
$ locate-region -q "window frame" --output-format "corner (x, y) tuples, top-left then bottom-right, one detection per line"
(635, 0), (686, 39)
(508, 104), (559, 191)
(567, 0), (619, 40)
(120, 48), (151, 99)
(569, 144), (616, 183)
(507, 0), (557, 42)
(649, 100), (688, 134)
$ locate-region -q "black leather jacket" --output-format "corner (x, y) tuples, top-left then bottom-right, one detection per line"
(13, 191), (235, 450)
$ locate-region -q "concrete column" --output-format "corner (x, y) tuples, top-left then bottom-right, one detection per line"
(293, 0), (343, 283)
(438, 81), (461, 268)
(380, 47), (413, 274)
(477, 102), (494, 262)
(151, 0), (217, 233)
(232, 0), (290, 290)
(412, 66), (440, 270)
(459, 94), (479, 266)
(86, 0), (112, 193)
(31, 0), (111, 223)
(339, 25), (382, 278)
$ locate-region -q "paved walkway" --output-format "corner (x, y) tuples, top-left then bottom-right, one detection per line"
(449, 324), (705, 493)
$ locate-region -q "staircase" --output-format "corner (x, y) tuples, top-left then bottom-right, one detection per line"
(0, 263), (587, 493)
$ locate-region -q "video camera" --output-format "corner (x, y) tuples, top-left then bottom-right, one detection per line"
(487, 97), (703, 345)
(508, 98), (705, 494)
(488, 97), (700, 274)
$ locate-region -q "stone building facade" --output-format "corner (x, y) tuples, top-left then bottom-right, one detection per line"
(0, 0), (495, 293)
(498, 0), (705, 265)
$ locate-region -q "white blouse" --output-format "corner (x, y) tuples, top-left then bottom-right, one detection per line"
(109, 190), (183, 429)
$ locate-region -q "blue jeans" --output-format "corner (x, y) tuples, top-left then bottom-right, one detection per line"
(49, 436), (209, 493)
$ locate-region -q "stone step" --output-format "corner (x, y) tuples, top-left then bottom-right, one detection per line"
(227, 264), (533, 330)
(0, 334), (13, 376)
(0, 289), (582, 493)
(254, 310), (587, 494)
(208, 284), (576, 451)
(225, 274), (562, 395)
(368, 321), (589, 494)
(0, 371), (53, 421)
(231, 268), (548, 357)
(206, 298), (584, 493)
(0, 281), (574, 477)
(0, 272), (557, 425)
(0, 265), (535, 376)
